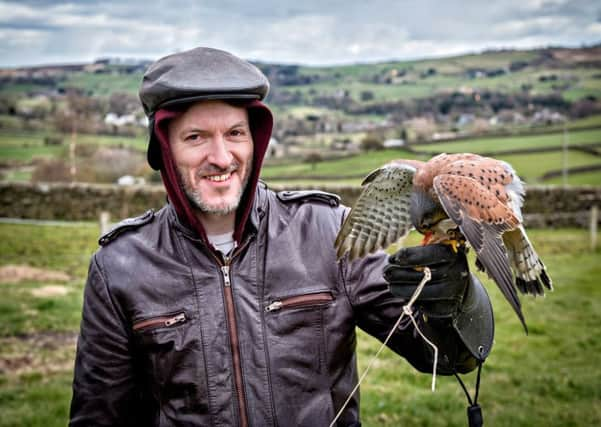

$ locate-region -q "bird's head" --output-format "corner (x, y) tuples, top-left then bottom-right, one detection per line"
(410, 188), (448, 234)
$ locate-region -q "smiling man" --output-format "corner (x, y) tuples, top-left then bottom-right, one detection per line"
(168, 100), (254, 236)
(69, 47), (494, 427)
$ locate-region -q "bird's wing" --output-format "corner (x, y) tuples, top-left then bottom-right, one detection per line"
(503, 226), (552, 295)
(432, 174), (528, 331)
(335, 163), (417, 261)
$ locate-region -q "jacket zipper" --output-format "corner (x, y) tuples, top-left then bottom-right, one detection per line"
(211, 238), (251, 427)
(132, 312), (186, 331)
(265, 292), (334, 312)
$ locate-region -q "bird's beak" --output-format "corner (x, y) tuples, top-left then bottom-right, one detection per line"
(410, 189), (437, 231)
(421, 231), (433, 245)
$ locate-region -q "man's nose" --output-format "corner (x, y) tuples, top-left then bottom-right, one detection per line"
(207, 137), (233, 169)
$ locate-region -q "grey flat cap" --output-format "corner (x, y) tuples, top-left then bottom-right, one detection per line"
(139, 47), (269, 116)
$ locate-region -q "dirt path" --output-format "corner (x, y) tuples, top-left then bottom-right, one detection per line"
(0, 331), (78, 378)
(0, 265), (70, 284)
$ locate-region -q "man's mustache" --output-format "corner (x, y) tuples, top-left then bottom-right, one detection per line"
(194, 162), (240, 178)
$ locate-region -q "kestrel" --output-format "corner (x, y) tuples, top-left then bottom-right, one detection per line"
(334, 153), (552, 331)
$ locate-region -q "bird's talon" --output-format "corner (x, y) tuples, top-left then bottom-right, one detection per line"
(451, 240), (458, 253)
(440, 239), (459, 253)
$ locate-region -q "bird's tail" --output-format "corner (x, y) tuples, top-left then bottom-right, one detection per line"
(503, 227), (553, 296)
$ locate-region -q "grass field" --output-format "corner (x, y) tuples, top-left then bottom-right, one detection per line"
(260, 126), (601, 186)
(544, 170), (601, 185)
(2, 113), (600, 185)
(497, 150), (601, 183)
(0, 131), (146, 163)
(60, 72), (142, 97)
(418, 127), (601, 154)
(0, 222), (599, 426)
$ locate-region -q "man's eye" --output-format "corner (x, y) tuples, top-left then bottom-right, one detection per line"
(185, 134), (199, 141)
(230, 129), (245, 137)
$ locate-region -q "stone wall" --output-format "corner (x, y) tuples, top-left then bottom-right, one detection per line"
(1, 181), (600, 227)
(0, 182), (167, 221)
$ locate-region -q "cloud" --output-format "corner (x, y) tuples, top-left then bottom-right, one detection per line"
(0, 0), (599, 67)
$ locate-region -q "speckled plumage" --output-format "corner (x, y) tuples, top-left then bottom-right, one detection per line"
(334, 153), (552, 331)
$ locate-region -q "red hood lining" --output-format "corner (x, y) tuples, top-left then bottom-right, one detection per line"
(153, 100), (273, 246)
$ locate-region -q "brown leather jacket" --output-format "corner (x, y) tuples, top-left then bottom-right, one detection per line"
(70, 184), (480, 427)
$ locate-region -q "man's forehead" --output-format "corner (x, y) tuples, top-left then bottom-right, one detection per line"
(171, 100), (249, 130)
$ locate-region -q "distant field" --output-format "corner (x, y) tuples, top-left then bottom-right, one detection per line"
(0, 131), (146, 163)
(60, 72), (142, 97)
(261, 148), (424, 184)
(0, 143), (64, 162)
(298, 50), (526, 82)
(1, 119), (600, 186)
(417, 127), (601, 154)
(291, 52), (598, 104)
(261, 126), (601, 185)
(497, 151), (601, 183)
(0, 223), (599, 426)
(544, 170), (601, 186)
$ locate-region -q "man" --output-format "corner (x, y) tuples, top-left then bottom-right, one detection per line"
(70, 47), (494, 426)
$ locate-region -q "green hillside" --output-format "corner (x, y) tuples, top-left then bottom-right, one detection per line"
(1, 45), (600, 186)
(261, 46), (601, 107)
(2, 46), (600, 106)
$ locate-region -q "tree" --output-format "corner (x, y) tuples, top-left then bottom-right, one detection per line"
(360, 135), (384, 151)
(360, 91), (375, 102)
(53, 91), (101, 182)
(108, 92), (139, 116)
(399, 127), (408, 141)
(304, 152), (323, 171)
(31, 159), (70, 182)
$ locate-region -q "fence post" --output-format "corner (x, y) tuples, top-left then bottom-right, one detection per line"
(591, 206), (598, 251)
(99, 211), (111, 235)
(562, 124), (569, 186)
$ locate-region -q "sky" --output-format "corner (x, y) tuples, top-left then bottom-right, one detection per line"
(0, 0), (600, 68)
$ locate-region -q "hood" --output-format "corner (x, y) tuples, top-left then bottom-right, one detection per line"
(152, 100), (273, 246)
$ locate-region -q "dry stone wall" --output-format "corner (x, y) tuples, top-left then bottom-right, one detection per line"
(1, 182), (600, 227)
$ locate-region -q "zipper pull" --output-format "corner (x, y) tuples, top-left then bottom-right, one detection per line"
(221, 265), (231, 287)
(164, 313), (186, 327)
(265, 301), (283, 312)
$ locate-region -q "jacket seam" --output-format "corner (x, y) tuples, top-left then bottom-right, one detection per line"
(337, 209), (357, 313)
(258, 194), (278, 426)
(93, 254), (132, 337)
(318, 308), (326, 374)
(172, 229), (218, 426)
(91, 253), (144, 419)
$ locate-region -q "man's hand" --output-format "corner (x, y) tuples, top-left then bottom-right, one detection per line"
(384, 244), (470, 319)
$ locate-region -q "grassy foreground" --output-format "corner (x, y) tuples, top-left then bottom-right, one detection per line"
(0, 223), (599, 426)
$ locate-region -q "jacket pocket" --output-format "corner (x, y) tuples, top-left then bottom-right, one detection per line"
(265, 291), (334, 312)
(265, 289), (336, 419)
(132, 310), (191, 388)
(265, 290), (335, 376)
(132, 311), (187, 332)
(132, 310), (208, 418)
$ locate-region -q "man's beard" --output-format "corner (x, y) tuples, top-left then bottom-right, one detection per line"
(177, 158), (253, 216)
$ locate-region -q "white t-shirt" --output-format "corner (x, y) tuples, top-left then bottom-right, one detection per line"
(207, 232), (236, 256)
